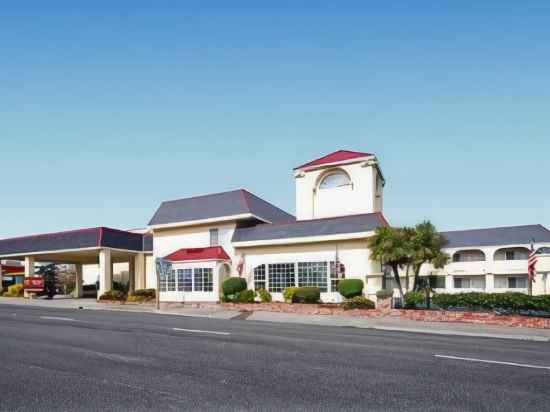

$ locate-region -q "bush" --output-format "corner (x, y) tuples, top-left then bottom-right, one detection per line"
(127, 288), (156, 302)
(376, 289), (393, 300)
(342, 296), (375, 310)
(283, 287), (298, 303)
(338, 279), (364, 299)
(235, 290), (256, 303)
(432, 292), (550, 313)
(98, 289), (126, 301)
(257, 288), (272, 303)
(404, 291), (425, 309)
(292, 287), (321, 304)
(3, 284), (24, 297)
(222, 278), (247, 297)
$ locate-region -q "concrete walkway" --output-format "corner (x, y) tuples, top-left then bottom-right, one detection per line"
(1, 296), (549, 342)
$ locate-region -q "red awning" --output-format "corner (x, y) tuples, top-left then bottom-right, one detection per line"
(1, 265), (24, 275)
(164, 246), (231, 262)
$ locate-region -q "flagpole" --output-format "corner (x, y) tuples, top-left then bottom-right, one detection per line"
(528, 238), (536, 296)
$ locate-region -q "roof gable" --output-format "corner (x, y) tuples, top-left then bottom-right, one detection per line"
(294, 150), (373, 170)
(148, 189), (294, 227)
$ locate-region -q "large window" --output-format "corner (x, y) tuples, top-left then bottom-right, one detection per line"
(160, 272), (167, 292)
(452, 250), (485, 262)
(268, 263), (295, 292)
(177, 269), (193, 292)
(453, 276), (485, 289)
(209, 228), (219, 247)
(298, 262), (328, 292)
(254, 265), (266, 291)
(193, 268), (213, 292)
(495, 275), (527, 289)
(319, 171), (351, 189)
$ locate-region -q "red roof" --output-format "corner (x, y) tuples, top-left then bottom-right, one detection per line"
(164, 246), (231, 262)
(1, 265), (24, 275)
(294, 150), (373, 170)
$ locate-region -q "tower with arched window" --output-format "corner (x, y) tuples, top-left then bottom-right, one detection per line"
(293, 150), (385, 220)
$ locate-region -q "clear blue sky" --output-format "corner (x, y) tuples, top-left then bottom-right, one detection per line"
(1, 1), (549, 239)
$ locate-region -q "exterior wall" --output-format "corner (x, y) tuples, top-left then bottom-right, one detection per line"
(295, 161), (382, 220)
(82, 262), (129, 286)
(236, 239), (380, 303)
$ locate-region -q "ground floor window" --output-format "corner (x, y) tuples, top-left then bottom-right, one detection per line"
(428, 276), (446, 289)
(494, 275), (527, 289)
(268, 263), (295, 292)
(177, 269), (193, 291)
(454, 275), (485, 289)
(254, 264), (266, 291)
(298, 262), (328, 292)
(194, 268), (214, 292)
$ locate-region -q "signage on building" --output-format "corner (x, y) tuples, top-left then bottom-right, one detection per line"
(23, 276), (44, 292)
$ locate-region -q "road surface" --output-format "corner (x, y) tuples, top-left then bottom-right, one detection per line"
(0, 304), (549, 411)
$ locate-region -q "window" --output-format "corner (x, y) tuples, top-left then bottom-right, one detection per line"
(254, 265), (266, 291)
(160, 272), (168, 292)
(298, 262), (328, 292)
(429, 276), (446, 289)
(453, 276), (485, 289)
(319, 171), (351, 189)
(167, 270), (176, 291)
(536, 247), (550, 255)
(330, 261), (345, 292)
(495, 275), (527, 289)
(193, 268), (213, 292)
(268, 263), (295, 292)
(505, 251), (515, 261)
(209, 228), (219, 247)
(177, 269), (193, 291)
(453, 250), (485, 262)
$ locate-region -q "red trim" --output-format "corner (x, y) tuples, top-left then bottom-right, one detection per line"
(164, 246), (231, 262)
(294, 150), (373, 170)
(1, 265), (24, 275)
(98, 227), (104, 247)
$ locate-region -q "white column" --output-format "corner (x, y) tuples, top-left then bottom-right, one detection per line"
(98, 249), (112, 298)
(24, 256), (35, 277)
(485, 273), (494, 292)
(445, 274), (453, 292)
(74, 264), (83, 298)
(128, 256), (136, 295)
(134, 253), (146, 290)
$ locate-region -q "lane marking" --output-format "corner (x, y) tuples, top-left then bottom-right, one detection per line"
(40, 316), (76, 322)
(172, 327), (230, 336)
(434, 354), (550, 370)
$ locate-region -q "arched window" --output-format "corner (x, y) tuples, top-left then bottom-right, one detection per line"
(494, 247), (530, 261)
(452, 250), (486, 262)
(536, 247), (550, 255)
(319, 171), (351, 189)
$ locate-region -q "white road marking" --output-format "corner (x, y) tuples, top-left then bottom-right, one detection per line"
(40, 316), (76, 322)
(172, 327), (230, 336)
(434, 354), (550, 370)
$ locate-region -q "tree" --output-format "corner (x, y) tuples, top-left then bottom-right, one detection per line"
(37, 264), (58, 299)
(367, 226), (411, 299)
(409, 221), (450, 291)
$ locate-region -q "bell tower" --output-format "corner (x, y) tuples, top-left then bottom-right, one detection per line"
(294, 150), (384, 221)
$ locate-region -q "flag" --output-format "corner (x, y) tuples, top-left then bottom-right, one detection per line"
(237, 254), (245, 276)
(528, 241), (538, 283)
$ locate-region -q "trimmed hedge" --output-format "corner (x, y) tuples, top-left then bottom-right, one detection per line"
(222, 278), (247, 296)
(292, 287), (321, 304)
(342, 296), (375, 310)
(257, 288), (272, 303)
(283, 287), (298, 303)
(127, 288), (156, 302)
(432, 292), (550, 313)
(98, 290), (126, 301)
(235, 290), (256, 303)
(404, 291), (425, 309)
(338, 279), (364, 299)
(376, 289), (393, 299)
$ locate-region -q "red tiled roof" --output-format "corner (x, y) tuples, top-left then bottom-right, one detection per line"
(1, 265), (24, 275)
(164, 246), (231, 262)
(294, 150), (373, 170)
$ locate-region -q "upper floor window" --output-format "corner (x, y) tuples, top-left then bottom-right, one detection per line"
(537, 247), (550, 255)
(209, 228), (219, 246)
(319, 171), (351, 190)
(452, 250), (485, 262)
(494, 247), (530, 261)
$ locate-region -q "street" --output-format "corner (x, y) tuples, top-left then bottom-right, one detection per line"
(0, 304), (549, 411)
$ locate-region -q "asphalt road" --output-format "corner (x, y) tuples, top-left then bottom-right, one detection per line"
(1, 304), (549, 412)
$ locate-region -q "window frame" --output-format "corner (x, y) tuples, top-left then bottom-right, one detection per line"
(318, 171), (352, 190)
(209, 228), (219, 247)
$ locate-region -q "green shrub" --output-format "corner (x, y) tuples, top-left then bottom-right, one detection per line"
(127, 288), (156, 302)
(432, 292), (550, 313)
(222, 278), (247, 297)
(283, 287), (298, 303)
(257, 288), (272, 303)
(338, 279), (364, 299)
(292, 287), (321, 304)
(98, 290), (126, 301)
(3, 284), (24, 297)
(235, 289), (256, 303)
(376, 289), (393, 300)
(342, 296), (375, 310)
(404, 291), (425, 309)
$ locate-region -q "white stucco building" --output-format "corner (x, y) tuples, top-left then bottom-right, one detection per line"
(1, 149), (549, 302)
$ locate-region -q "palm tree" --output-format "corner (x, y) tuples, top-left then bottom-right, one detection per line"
(409, 221), (450, 291)
(367, 226), (411, 299)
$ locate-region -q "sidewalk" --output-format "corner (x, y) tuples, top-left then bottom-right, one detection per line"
(1, 296), (549, 342)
